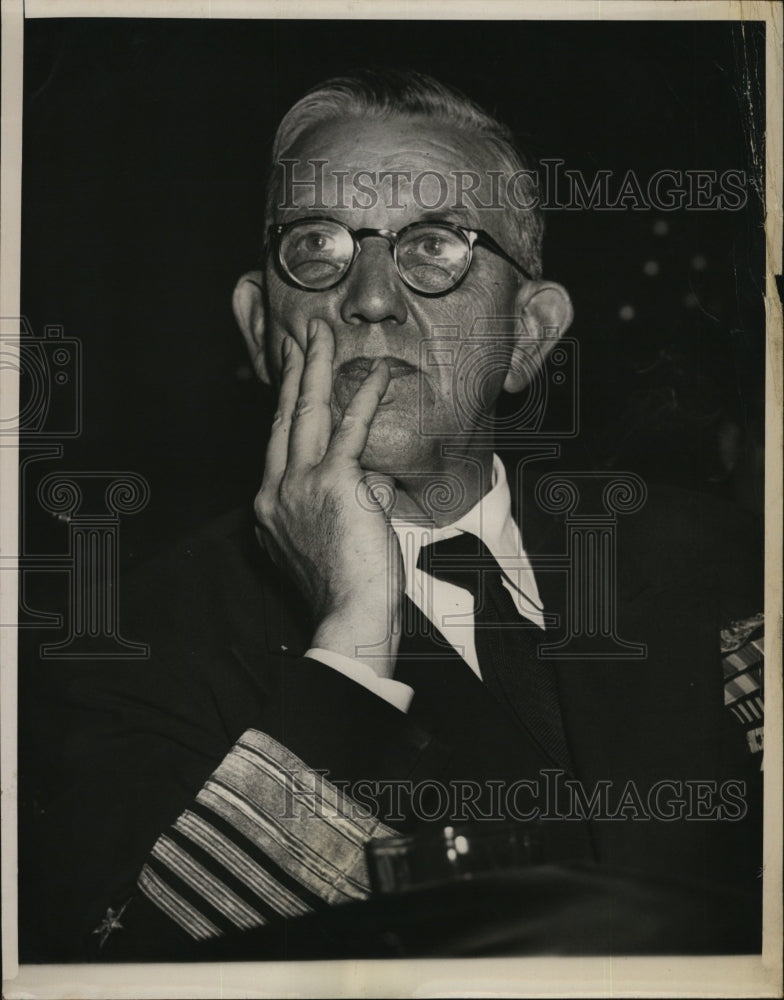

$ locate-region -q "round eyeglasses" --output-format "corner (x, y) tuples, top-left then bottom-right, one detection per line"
(268, 217), (533, 296)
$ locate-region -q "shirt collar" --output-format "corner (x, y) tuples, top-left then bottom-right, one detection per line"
(391, 454), (542, 612)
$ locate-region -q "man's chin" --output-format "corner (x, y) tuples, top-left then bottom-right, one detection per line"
(358, 426), (433, 478)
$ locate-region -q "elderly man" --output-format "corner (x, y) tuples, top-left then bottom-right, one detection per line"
(31, 70), (763, 960)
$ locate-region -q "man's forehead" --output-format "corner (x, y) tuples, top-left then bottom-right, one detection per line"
(287, 114), (493, 171)
(273, 114), (510, 231)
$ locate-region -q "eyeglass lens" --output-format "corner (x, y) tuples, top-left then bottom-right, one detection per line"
(278, 220), (471, 293)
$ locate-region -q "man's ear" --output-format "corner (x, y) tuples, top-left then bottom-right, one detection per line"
(504, 281), (574, 393)
(232, 270), (271, 385)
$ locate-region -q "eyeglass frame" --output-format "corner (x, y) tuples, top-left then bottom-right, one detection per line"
(266, 216), (534, 297)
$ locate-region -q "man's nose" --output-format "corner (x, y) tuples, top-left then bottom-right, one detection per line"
(339, 238), (408, 326)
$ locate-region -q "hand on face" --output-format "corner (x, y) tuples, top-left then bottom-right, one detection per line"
(254, 316), (405, 677)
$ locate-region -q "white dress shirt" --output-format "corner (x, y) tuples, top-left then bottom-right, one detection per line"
(306, 454), (544, 712)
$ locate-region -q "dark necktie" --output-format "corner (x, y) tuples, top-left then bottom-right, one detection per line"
(417, 532), (573, 774)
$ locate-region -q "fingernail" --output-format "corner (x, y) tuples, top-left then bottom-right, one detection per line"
(282, 336), (292, 359)
(307, 319), (318, 343)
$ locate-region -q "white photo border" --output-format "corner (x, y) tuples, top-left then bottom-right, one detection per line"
(1, 1), (781, 996)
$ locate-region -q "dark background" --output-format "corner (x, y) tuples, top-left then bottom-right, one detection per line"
(16, 16), (768, 964)
(20, 17), (766, 567)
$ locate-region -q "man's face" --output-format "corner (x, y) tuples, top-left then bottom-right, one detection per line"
(262, 115), (535, 475)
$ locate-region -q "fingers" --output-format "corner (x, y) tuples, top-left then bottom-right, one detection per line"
(262, 334), (304, 489)
(287, 318), (335, 467)
(264, 318), (388, 505)
(329, 358), (391, 462)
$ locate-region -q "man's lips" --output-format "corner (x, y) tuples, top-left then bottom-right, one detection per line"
(332, 355), (420, 412)
(336, 356), (418, 381)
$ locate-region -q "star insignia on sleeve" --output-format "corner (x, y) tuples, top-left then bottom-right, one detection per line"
(92, 898), (130, 947)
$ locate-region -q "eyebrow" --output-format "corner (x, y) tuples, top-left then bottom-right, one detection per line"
(417, 206), (481, 227)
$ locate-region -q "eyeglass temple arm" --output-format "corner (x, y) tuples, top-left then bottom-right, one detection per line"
(473, 231), (534, 282)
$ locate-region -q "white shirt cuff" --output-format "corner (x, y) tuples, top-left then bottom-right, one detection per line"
(304, 647), (414, 713)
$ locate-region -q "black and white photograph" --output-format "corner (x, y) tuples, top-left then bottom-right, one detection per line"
(2, 2), (782, 996)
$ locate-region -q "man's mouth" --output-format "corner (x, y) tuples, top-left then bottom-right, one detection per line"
(337, 356), (418, 382)
(333, 355), (419, 413)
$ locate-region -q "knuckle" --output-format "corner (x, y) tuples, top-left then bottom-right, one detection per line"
(340, 410), (370, 432)
(255, 488), (277, 525)
(282, 344), (302, 370)
(278, 475), (298, 506)
(283, 358), (301, 381)
(293, 399), (312, 420)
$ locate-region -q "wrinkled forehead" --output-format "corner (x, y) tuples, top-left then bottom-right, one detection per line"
(269, 114), (513, 231)
(288, 115), (490, 167)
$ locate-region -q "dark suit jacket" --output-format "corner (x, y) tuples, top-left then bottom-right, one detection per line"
(20, 462), (763, 961)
